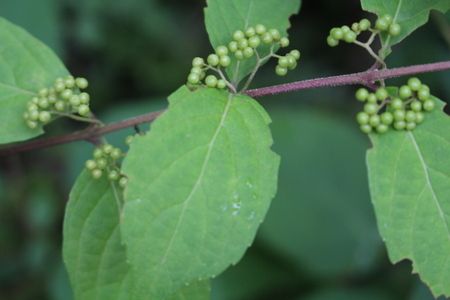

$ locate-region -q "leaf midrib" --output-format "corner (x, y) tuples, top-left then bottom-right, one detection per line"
(159, 93), (234, 266)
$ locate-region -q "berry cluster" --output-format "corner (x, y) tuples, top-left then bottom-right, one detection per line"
(23, 76), (91, 129)
(85, 144), (128, 188)
(355, 78), (436, 134)
(327, 15), (400, 47)
(187, 24), (300, 89)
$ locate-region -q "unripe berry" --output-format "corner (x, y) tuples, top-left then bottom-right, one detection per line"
(381, 112), (394, 125)
(243, 47), (254, 58)
(29, 110), (39, 121)
(55, 101), (65, 111)
(359, 19), (371, 31)
(375, 18), (389, 31)
(327, 36), (339, 47)
(369, 115), (381, 127)
(245, 27), (256, 37)
(96, 158), (108, 169)
(79, 92), (90, 104)
(207, 54), (220, 67)
(216, 46), (229, 57)
(38, 88), (48, 97)
(351, 22), (360, 32)
(389, 23), (401, 36)
(93, 148), (103, 159)
(276, 66), (288, 76)
(286, 55), (297, 68)
(28, 103), (38, 111)
(262, 32), (273, 44)
(192, 57), (204, 67)
(103, 144), (113, 154)
(228, 41), (238, 52)
(376, 88), (389, 100)
(423, 99), (435, 111)
(70, 95), (81, 106)
(290, 50), (301, 60)
(367, 93), (378, 104)
(217, 80), (227, 89)
(65, 77), (75, 88)
(78, 104), (90, 117)
(394, 121), (406, 130)
(111, 148), (122, 159)
(406, 122), (416, 131)
(27, 120), (38, 129)
(119, 177), (128, 188)
(108, 170), (120, 181)
(54, 81), (66, 92)
(416, 112), (425, 123)
(85, 160), (97, 170)
(391, 98), (403, 110)
(75, 77), (89, 89)
(343, 31), (357, 43)
(38, 98), (49, 109)
(377, 124), (389, 133)
(278, 57), (289, 68)
(92, 169), (102, 179)
(125, 135), (134, 145)
(394, 110), (406, 121)
(238, 38), (249, 49)
(205, 75), (218, 88)
(405, 110), (417, 122)
(382, 15), (393, 25)
(280, 37), (290, 48)
(61, 89), (73, 100)
(364, 103), (378, 115)
(411, 101), (422, 112)
(248, 36), (261, 48)
(39, 111), (51, 123)
(356, 112), (370, 125)
(341, 26), (351, 33)
(269, 29), (281, 41)
(255, 24), (267, 35)
(235, 50), (244, 60)
(399, 85), (412, 99)
(408, 77), (422, 91)
(31, 97), (39, 104)
(330, 28), (344, 40)
(360, 124), (372, 134)
(233, 30), (245, 41)
(219, 56), (231, 67)
(418, 88), (431, 101)
(355, 88), (369, 102)
(188, 73), (200, 85)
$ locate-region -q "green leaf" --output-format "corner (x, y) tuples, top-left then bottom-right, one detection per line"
(367, 99), (450, 298)
(0, 17), (69, 144)
(301, 287), (393, 300)
(63, 171), (210, 300)
(204, 0), (301, 83)
(121, 86), (279, 299)
(361, 0), (450, 57)
(259, 108), (381, 278)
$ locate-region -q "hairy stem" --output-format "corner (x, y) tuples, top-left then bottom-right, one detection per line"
(1, 60), (450, 156)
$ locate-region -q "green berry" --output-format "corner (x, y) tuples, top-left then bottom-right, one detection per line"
(93, 148), (103, 159)
(369, 115), (381, 127)
(411, 101), (422, 112)
(269, 29), (281, 41)
(192, 57), (204, 67)
(205, 75), (218, 88)
(360, 124), (373, 134)
(248, 36), (261, 48)
(376, 88), (389, 100)
(216, 46), (229, 57)
(28, 103), (38, 111)
(280, 37), (290, 47)
(188, 73), (200, 84)
(382, 15), (393, 25)
(28, 110), (39, 121)
(418, 88), (431, 101)
(79, 92), (90, 104)
(408, 77), (422, 91)
(207, 54), (220, 66)
(70, 95), (81, 106)
(416, 112), (425, 123)
(92, 169), (102, 179)
(375, 18), (389, 31)
(355, 88), (369, 102)
(351, 22), (360, 32)
(78, 104), (90, 117)
(330, 28), (344, 40)
(119, 177), (128, 188)
(31, 97), (39, 104)
(391, 98), (403, 110)
(38, 98), (49, 109)
(255, 24), (267, 35)
(235, 50), (244, 60)
(54, 101), (65, 111)
(48, 95), (57, 104)
(233, 30), (245, 41)
(343, 31), (357, 43)
(359, 19), (371, 31)
(111, 148), (122, 159)
(39, 111), (51, 123)
(65, 77), (75, 88)
(238, 38), (249, 49)
(394, 110), (406, 121)
(327, 36), (339, 47)
(399, 85), (413, 99)
(389, 23), (401, 36)
(286, 55), (297, 68)
(290, 50), (301, 60)
(108, 170), (120, 181)
(75, 77), (89, 89)
(217, 80), (227, 89)
(228, 41), (238, 52)
(276, 66), (288, 76)
(357, 112), (370, 125)
(381, 112), (394, 125)
(243, 47), (254, 58)
(219, 56), (231, 67)
(262, 32), (273, 44)
(27, 121), (38, 129)
(406, 122), (416, 131)
(405, 110), (417, 122)
(85, 160), (97, 170)
(245, 27), (256, 37)
(61, 89), (73, 100)
(54, 81), (65, 92)
(38, 88), (48, 97)
(125, 136), (134, 145)
(96, 158), (108, 169)
(278, 57), (289, 68)
(394, 121), (406, 131)
(341, 26), (351, 33)
(367, 93), (378, 104)
(364, 103), (378, 115)
(377, 124), (389, 133)
(103, 144), (113, 154)
(423, 99), (435, 111)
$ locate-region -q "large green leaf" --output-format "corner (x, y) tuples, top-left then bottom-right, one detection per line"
(367, 99), (450, 298)
(63, 171), (210, 300)
(0, 17), (69, 144)
(121, 86), (279, 299)
(204, 0), (301, 84)
(259, 108), (381, 279)
(361, 0), (450, 58)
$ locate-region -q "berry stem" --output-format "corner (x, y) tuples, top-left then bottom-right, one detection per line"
(50, 111), (103, 125)
(353, 40), (386, 69)
(241, 46), (275, 92)
(2, 60), (450, 156)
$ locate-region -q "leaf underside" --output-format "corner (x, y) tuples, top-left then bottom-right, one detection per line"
(367, 99), (450, 298)
(0, 17), (69, 144)
(121, 86), (279, 299)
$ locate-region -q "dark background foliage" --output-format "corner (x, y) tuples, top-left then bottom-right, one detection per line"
(0, 0), (449, 299)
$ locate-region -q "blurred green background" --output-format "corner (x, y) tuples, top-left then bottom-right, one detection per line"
(0, 0), (449, 299)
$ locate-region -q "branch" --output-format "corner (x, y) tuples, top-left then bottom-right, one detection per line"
(1, 60), (450, 156)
